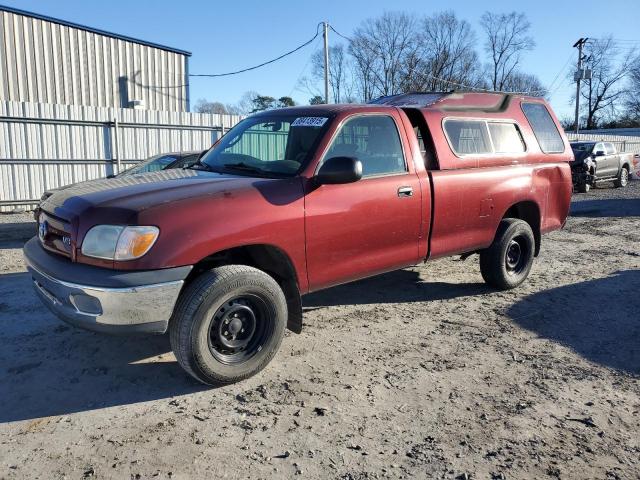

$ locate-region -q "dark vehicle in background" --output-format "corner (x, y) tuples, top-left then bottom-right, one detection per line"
(35, 151), (203, 218)
(570, 141), (634, 192)
(115, 151), (202, 177)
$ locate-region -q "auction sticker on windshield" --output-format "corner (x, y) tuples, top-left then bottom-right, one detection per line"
(292, 117), (328, 128)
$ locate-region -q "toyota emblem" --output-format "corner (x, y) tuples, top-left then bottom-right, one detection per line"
(38, 220), (48, 242)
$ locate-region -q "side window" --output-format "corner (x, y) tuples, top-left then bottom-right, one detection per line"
(444, 120), (492, 155)
(324, 115), (406, 177)
(605, 143), (615, 155)
(521, 103), (564, 153)
(595, 143), (605, 154)
(488, 123), (526, 153)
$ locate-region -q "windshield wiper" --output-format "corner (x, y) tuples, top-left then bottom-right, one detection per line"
(223, 162), (270, 176)
(188, 158), (220, 173)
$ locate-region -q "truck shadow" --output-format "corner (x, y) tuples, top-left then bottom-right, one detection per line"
(1, 267), (488, 423)
(570, 198), (640, 217)
(507, 270), (639, 376)
(0, 221), (36, 248)
(303, 268), (491, 308)
(0, 272), (206, 424)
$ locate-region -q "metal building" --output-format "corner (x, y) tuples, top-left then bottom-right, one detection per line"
(0, 4), (191, 112)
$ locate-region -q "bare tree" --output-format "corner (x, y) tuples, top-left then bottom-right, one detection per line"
(624, 54), (640, 120)
(480, 12), (535, 91)
(348, 33), (379, 101)
(403, 11), (481, 92)
(578, 37), (635, 128)
(559, 115), (576, 131)
(350, 12), (418, 99)
(193, 98), (229, 114)
(230, 91), (259, 115)
(311, 44), (353, 103)
(501, 71), (547, 96)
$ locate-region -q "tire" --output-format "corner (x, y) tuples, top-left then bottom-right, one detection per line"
(480, 219), (535, 290)
(614, 166), (629, 188)
(170, 265), (287, 386)
(576, 182), (590, 193)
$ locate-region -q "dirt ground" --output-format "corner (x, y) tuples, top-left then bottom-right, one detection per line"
(0, 182), (638, 480)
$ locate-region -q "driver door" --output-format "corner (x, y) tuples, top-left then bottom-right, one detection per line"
(601, 143), (619, 177)
(304, 114), (422, 291)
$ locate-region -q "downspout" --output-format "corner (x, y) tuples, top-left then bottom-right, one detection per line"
(185, 55), (190, 112)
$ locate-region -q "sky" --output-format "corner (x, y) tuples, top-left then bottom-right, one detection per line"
(3, 0), (640, 118)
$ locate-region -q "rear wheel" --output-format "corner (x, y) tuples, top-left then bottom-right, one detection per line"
(614, 166), (629, 188)
(480, 219), (535, 290)
(170, 265), (287, 386)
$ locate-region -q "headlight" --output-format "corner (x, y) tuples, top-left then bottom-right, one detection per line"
(81, 225), (159, 260)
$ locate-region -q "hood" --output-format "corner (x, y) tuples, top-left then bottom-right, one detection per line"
(40, 169), (260, 224)
(570, 150), (592, 166)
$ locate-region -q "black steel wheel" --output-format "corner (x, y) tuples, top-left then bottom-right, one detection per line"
(480, 218), (535, 290)
(170, 265), (287, 386)
(207, 295), (274, 364)
(505, 238), (528, 276)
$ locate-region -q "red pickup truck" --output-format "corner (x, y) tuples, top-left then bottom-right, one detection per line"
(24, 92), (573, 385)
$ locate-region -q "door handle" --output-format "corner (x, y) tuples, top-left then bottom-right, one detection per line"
(397, 186), (413, 197)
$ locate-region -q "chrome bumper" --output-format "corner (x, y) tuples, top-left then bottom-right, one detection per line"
(25, 256), (184, 335)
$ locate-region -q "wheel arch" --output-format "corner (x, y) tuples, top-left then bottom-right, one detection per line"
(184, 244), (303, 333)
(500, 200), (542, 256)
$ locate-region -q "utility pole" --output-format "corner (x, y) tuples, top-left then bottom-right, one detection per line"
(323, 21), (330, 104)
(573, 38), (588, 134)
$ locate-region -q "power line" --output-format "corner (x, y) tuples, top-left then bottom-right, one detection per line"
(328, 24), (354, 44)
(546, 51), (576, 95)
(288, 35), (322, 97)
(190, 24), (322, 78)
(589, 38), (640, 43)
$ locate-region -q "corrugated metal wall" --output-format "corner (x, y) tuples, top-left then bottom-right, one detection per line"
(0, 100), (242, 212)
(0, 8), (189, 111)
(566, 133), (640, 154)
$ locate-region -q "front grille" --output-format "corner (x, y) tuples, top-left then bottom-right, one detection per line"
(38, 211), (73, 258)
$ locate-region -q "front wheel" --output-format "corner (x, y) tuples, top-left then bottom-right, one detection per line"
(480, 219), (535, 290)
(576, 181), (590, 193)
(614, 167), (629, 188)
(170, 265), (287, 386)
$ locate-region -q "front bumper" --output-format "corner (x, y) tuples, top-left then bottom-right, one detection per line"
(570, 165), (594, 186)
(23, 237), (192, 334)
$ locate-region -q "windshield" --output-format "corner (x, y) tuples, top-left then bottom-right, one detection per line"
(200, 115), (330, 177)
(571, 143), (595, 153)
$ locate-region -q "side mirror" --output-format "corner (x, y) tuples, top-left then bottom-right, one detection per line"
(594, 150), (605, 157)
(315, 157), (363, 185)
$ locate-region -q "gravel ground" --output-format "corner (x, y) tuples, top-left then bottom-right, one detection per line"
(0, 182), (638, 480)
